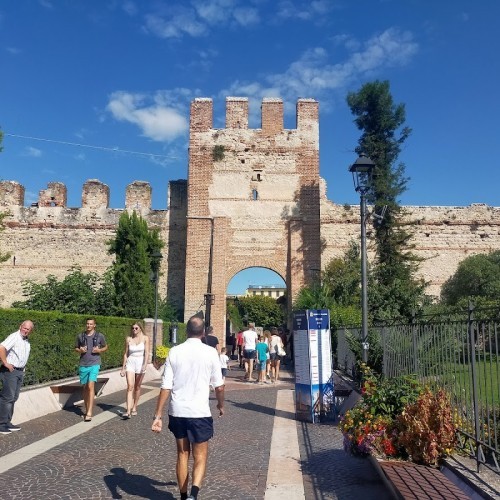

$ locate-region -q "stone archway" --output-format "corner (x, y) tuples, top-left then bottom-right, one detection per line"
(226, 264), (287, 331)
(183, 97), (321, 342)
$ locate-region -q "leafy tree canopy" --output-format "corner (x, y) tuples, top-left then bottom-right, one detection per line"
(108, 211), (164, 318)
(441, 251), (500, 305)
(12, 266), (115, 315)
(234, 295), (284, 329)
(347, 80), (428, 321)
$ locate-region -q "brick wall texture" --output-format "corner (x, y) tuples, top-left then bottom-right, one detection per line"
(1, 97), (500, 343)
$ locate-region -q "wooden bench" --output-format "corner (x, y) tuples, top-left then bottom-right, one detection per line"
(50, 377), (109, 408)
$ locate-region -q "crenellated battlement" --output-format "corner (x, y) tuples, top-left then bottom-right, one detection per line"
(190, 97), (318, 133)
(2, 95), (500, 336)
(0, 179), (157, 211)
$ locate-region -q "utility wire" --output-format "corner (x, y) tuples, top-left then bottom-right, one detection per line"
(4, 133), (177, 159)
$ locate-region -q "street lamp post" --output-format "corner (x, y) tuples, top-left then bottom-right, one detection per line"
(151, 250), (163, 363)
(349, 153), (375, 364)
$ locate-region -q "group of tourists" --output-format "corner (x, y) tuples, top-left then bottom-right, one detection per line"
(0, 315), (290, 499)
(0, 316), (225, 499)
(238, 323), (287, 384)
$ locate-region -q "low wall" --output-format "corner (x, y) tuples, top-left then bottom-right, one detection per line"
(13, 363), (162, 424)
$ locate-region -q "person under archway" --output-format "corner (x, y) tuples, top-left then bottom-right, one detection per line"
(270, 327), (285, 383)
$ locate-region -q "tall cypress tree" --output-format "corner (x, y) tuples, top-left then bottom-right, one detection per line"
(347, 80), (427, 321)
(108, 211), (163, 318)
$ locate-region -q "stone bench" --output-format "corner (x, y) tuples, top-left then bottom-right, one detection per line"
(50, 377), (109, 408)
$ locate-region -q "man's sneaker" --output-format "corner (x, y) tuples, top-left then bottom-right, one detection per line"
(7, 424), (21, 432)
(0, 425), (12, 435)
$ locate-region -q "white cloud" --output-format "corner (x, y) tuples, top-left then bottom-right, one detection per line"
(143, 0), (258, 39)
(221, 28), (418, 105)
(194, 0), (235, 24)
(276, 0), (333, 21)
(23, 146), (42, 157)
(144, 9), (207, 39)
(232, 6), (259, 26)
(38, 0), (53, 9)
(106, 90), (190, 142)
(122, 0), (138, 16)
(6, 47), (22, 55)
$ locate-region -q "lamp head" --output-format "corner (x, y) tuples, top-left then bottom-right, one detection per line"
(349, 153), (375, 193)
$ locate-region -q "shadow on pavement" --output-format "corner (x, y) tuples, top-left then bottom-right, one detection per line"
(227, 399), (295, 419)
(103, 467), (176, 499)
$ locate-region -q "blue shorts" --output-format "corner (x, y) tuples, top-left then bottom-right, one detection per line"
(79, 365), (100, 384)
(243, 349), (256, 360)
(258, 360), (267, 371)
(168, 416), (214, 443)
(221, 368), (228, 377)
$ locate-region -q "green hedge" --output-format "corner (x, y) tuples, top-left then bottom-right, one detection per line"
(0, 310), (189, 387)
(0, 309), (137, 386)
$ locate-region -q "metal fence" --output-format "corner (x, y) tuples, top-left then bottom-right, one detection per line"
(336, 305), (500, 474)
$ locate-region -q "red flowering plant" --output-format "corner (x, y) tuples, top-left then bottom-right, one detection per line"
(395, 388), (457, 466)
(340, 363), (423, 459)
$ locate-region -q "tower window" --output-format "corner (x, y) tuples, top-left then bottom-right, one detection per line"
(252, 189), (259, 200)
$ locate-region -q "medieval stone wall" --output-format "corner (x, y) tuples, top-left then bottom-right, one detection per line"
(1, 97), (500, 341)
(183, 97), (321, 336)
(0, 179), (188, 310)
(320, 178), (500, 297)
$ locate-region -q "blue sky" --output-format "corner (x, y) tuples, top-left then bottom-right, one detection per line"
(1, 1), (499, 294)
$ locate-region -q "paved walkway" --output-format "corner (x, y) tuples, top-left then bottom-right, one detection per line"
(0, 367), (390, 499)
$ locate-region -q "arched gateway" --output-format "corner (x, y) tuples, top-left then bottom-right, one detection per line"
(183, 97), (322, 340)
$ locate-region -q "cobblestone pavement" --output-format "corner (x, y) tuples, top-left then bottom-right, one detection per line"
(0, 367), (390, 499)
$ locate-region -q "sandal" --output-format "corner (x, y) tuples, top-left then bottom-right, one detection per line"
(84, 415), (92, 422)
(131, 410), (137, 416)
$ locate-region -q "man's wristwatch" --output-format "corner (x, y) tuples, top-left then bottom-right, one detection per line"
(153, 416), (162, 421)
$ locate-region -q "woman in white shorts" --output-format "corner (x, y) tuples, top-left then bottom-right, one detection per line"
(120, 322), (149, 419)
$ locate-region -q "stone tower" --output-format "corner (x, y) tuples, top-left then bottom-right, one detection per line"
(184, 97), (321, 338)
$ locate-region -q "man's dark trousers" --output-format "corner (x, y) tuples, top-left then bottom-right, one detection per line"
(0, 367), (24, 425)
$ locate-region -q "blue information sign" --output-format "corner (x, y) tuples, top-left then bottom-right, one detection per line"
(293, 309), (334, 423)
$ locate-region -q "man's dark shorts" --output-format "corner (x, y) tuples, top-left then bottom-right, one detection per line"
(168, 416), (214, 443)
(243, 349), (256, 360)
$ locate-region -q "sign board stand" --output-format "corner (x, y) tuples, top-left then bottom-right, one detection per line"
(293, 309), (335, 423)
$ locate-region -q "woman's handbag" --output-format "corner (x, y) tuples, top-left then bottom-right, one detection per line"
(276, 343), (286, 357)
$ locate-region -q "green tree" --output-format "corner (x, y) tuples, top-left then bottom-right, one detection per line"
(108, 211), (163, 318)
(441, 251), (500, 305)
(322, 241), (361, 307)
(347, 80), (427, 321)
(235, 296), (284, 328)
(12, 266), (114, 315)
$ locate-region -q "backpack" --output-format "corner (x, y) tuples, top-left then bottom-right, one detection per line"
(79, 332), (102, 349)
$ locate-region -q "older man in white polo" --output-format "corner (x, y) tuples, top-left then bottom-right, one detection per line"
(0, 320), (34, 435)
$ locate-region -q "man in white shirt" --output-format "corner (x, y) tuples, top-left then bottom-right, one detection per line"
(152, 316), (224, 500)
(242, 322), (258, 382)
(0, 320), (34, 434)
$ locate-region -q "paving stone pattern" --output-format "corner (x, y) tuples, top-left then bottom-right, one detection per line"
(0, 368), (390, 499)
(298, 420), (391, 500)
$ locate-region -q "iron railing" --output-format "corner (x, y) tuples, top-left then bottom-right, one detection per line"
(336, 305), (500, 474)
